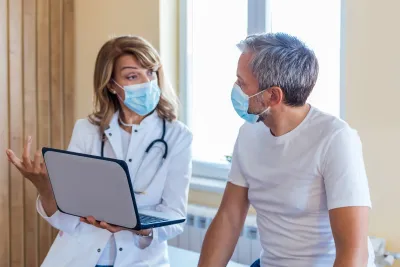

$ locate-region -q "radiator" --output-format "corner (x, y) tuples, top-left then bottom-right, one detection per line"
(168, 204), (262, 265)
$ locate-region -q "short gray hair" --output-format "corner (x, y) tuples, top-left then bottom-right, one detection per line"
(237, 32), (319, 106)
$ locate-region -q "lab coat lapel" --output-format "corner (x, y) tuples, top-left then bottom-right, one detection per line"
(103, 112), (123, 160)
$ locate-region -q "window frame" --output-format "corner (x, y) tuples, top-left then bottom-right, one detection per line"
(179, 0), (345, 182)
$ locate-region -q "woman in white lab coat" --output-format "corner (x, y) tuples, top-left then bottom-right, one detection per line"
(5, 36), (192, 267)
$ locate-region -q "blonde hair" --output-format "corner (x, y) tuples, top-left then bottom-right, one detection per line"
(89, 36), (179, 134)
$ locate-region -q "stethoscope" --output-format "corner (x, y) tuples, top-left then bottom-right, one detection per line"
(100, 118), (168, 194)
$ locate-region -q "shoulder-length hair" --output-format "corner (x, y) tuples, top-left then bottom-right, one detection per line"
(89, 36), (179, 134)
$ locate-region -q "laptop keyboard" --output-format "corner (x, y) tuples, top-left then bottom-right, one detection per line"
(139, 213), (168, 225)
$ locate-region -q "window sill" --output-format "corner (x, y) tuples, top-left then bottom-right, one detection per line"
(189, 176), (228, 194)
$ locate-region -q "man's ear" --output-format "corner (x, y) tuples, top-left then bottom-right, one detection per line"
(266, 86), (283, 106)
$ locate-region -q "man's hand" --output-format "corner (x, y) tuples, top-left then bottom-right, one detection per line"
(330, 206), (370, 267)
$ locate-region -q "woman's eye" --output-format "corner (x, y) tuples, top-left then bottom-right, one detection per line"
(147, 70), (155, 77)
(127, 75), (137, 80)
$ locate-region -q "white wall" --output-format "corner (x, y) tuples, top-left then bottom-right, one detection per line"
(75, 0), (164, 120)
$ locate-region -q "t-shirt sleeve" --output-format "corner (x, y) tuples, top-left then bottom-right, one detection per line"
(228, 134), (249, 188)
(322, 127), (372, 210)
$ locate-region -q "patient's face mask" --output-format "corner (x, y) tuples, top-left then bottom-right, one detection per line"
(113, 79), (161, 116)
(231, 83), (269, 123)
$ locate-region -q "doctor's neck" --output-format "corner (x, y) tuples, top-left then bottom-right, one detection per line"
(261, 104), (310, 137)
(119, 107), (146, 131)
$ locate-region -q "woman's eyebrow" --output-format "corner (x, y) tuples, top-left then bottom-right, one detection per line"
(120, 66), (139, 71)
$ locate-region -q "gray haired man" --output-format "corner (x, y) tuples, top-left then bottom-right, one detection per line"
(198, 33), (375, 267)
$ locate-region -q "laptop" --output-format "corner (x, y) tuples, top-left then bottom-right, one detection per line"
(42, 147), (186, 230)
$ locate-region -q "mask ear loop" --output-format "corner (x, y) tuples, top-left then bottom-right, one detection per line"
(249, 88), (268, 99)
(250, 88), (270, 116)
(110, 79), (125, 101)
(111, 79), (125, 91)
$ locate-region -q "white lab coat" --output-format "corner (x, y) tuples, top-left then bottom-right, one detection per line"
(37, 111), (193, 267)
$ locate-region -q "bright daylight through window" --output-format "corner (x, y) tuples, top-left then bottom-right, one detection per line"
(182, 0), (341, 180)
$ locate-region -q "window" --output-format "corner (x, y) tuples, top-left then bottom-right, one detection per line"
(180, 0), (342, 180)
(268, 0), (342, 118)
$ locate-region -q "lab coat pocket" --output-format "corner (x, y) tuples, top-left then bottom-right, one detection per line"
(134, 143), (165, 194)
(41, 231), (81, 267)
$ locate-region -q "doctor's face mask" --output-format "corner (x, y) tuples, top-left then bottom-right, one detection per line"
(113, 79), (161, 116)
(110, 54), (161, 116)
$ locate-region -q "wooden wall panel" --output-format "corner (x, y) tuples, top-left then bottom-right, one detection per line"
(50, 0), (63, 240)
(23, 0), (38, 266)
(63, 0), (75, 148)
(0, 0), (75, 265)
(9, 0), (25, 266)
(0, 0), (10, 265)
(36, 0), (53, 262)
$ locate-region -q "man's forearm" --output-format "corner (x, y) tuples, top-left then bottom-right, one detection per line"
(333, 249), (368, 267)
(198, 212), (242, 267)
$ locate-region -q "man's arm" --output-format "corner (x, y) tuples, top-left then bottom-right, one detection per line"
(330, 206), (370, 267)
(198, 182), (250, 267)
(322, 127), (373, 267)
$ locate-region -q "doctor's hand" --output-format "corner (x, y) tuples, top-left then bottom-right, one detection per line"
(81, 216), (125, 233)
(81, 216), (153, 236)
(6, 136), (50, 193)
(6, 136), (57, 216)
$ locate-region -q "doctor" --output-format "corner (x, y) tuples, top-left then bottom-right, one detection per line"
(6, 36), (192, 267)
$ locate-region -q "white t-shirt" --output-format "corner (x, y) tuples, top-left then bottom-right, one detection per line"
(97, 128), (132, 266)
(229, 106), (375, 267)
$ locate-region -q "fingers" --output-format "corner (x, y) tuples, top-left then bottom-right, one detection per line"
(85, 216), (102, 228)
(100, 221), (123, 233)
(80, 217), (90, 224)
(33, 150), (42, 173)
(85, 216), (96, 224)
(81, 216), (123, 233)
(134, 229), (152, 236)
(131, 230), (140, 235)
(40, 162), (48, 176)
(6, 149), (24, 170)
(22, 136), (33, 169)
(99, 221), (111, 230)
(100, 221), (114, 232)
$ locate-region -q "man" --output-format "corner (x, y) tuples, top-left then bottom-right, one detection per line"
(198, 33), (375, 267)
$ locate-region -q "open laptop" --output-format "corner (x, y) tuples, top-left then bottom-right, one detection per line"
(42, 147), (185, 230)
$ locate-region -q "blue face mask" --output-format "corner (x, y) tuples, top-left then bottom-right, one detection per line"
(231, 83), (267, 123)
(113, 79), (161, 116)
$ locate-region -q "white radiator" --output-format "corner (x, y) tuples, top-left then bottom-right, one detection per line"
(168, 204), (262, 265)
